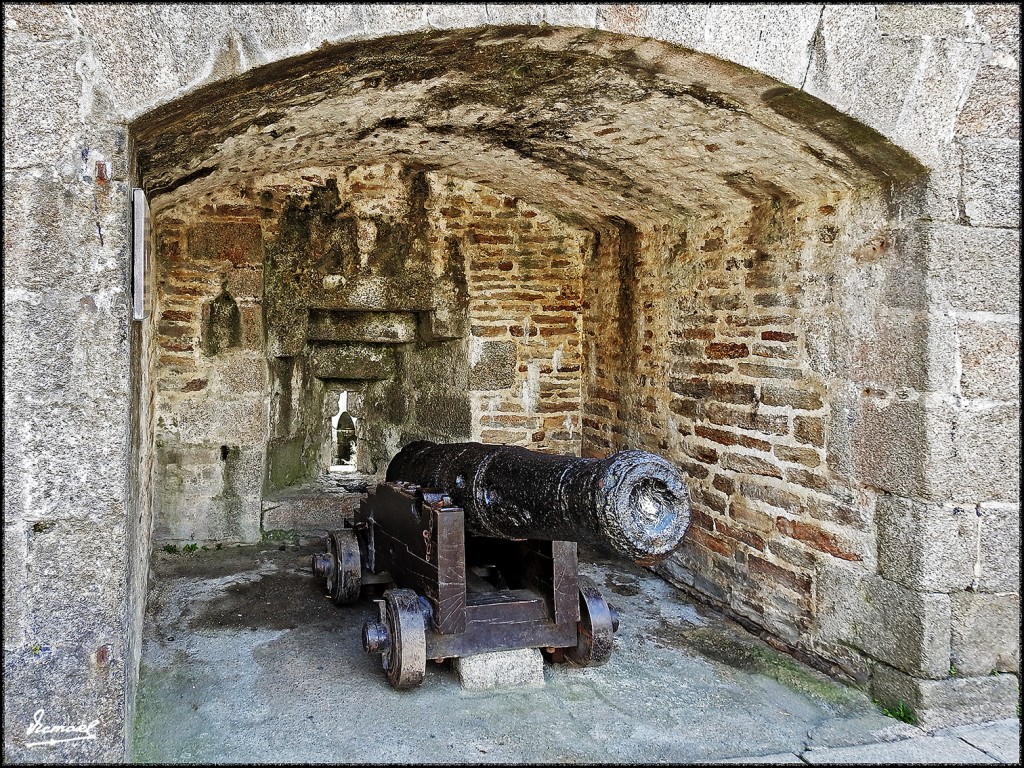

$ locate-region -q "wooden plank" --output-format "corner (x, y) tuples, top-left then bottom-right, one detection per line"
(425, 618), (577, 660)
(551, 540), (580, 626)
(465, 589), (548, 623)
(432, 507), (466, 635)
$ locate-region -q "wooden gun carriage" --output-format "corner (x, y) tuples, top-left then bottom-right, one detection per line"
(312, 440), (692, 689)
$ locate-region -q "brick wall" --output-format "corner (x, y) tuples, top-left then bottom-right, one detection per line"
(581, 191), (890, 678)
(429, 180), (590, 454)
(151, 205), (267, 544)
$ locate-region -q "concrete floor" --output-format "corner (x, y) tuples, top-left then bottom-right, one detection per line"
(131, 541), (1019, 764)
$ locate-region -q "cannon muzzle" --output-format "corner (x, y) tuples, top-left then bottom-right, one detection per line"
(385, 441), (692, 564)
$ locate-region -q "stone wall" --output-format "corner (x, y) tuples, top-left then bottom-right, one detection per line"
(3, 4), (1019, 762)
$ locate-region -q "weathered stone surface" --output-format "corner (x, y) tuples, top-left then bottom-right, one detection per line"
(816, 563), (951, 679)
(945, 404), (1021, 503)
(957, 58), (1022, 139)
(454, 647), (545, 690)
(2, 35), (85, 170)
(957, 319), (1020, 401)
(3, 5), (1020, 755)
(977, 502), (1021, 592)
(871, 664), (1020, 729)
(876, 496), (976, 593)
(306, 310), (418, 344)
(261, 489), (364, 535)
(950, 591), (1021, 675)
(486, 4), (544, 25)
(166, 397), (267, 445)
(215, 353), (268, 394)
(937, 718), (1022, 764)
(924, 224), (1021, 315)
(426, 4), (487, 30)
(307, 343), (396, 381)
(802, 735), (998, 765)
(2, 3), (75, 40)
(844, 396), (927, 498)
(469, 340), (517, 390)
(962, 137), (1021, 228)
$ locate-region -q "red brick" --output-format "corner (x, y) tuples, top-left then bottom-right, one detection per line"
(688, 527), (733, 557)
(681, 327), (715, 340)
(775, 517), (861, 561)
(158, 321), (195, 338)
(707, 342), (749, 359)
(158, 340), (194, 353)
(715, 519), (766, 551)
(695, 426), (771, 452)
(794, 416), (825, 446)
(721, 452), (783, 478)
(746, 554), (812, 594)
(762, 331), (798, 342)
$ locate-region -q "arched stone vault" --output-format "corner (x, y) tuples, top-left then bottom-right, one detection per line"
(133, 26), (922, 226)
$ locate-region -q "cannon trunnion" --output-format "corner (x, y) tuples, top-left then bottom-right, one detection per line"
(312, 441), (691, 690)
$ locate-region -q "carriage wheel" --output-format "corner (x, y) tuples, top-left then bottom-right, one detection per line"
(370, 588), (427, 690)
(323, 529), (361, 605)
(565, 576), (616, 667)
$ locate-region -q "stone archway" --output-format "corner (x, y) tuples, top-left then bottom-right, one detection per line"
(128, 21), (966, 728)
(3, 6), (1017, 763)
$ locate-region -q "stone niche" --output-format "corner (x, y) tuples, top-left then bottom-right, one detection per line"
(150, 163), (589, 542)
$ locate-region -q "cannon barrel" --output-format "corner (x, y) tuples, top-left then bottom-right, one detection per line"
(385, 441), (692, 564)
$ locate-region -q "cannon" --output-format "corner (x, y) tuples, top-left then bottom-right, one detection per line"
(312, 441), (692, 689)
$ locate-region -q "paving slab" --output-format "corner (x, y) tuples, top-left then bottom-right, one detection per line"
(806, 712), (923, 749)
(935, 719), (1021, 764)
(131, 542), (1015, 764)
(802, 735), (999, 764)
(711, 753), (804, 764)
